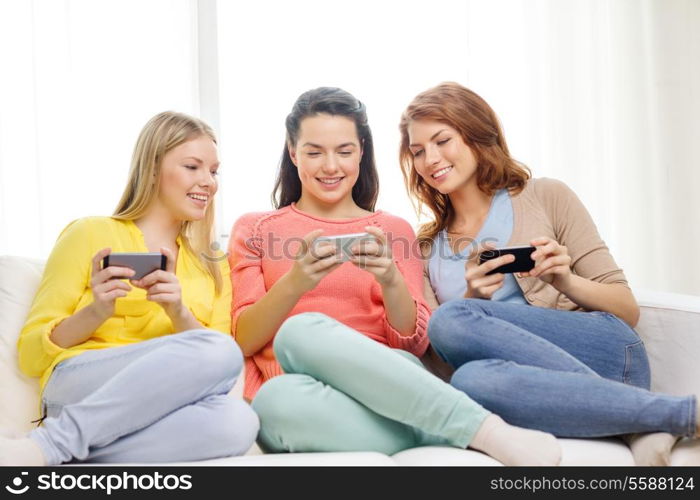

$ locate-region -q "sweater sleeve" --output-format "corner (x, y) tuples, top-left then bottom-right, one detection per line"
(228, 213), (268, 339)
(17, 218), (94, 377)
(538, 178), (629, 286)
(378, 216), (430, 357)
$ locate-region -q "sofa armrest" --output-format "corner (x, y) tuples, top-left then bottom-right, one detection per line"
(0, 256), (45, 431)
(634, 288), (700, 396)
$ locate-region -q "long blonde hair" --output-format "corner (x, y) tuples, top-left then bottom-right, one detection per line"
(113, 111), (223, 294)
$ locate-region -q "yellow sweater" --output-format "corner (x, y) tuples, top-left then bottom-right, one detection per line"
(17, 216), (232, 392)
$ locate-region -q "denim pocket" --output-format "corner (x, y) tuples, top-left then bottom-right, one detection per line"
(623, 340), (651, 389)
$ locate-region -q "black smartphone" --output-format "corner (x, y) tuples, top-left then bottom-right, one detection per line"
(478, 245), (536, 275)
(102, 252), (167, 280)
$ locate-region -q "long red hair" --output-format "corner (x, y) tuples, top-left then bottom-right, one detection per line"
(399, 82), (530, 247)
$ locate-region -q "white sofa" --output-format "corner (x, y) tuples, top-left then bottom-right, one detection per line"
(1, 255), (698, 466)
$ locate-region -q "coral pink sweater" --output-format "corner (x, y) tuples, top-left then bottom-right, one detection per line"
(228, 204), (431, 401)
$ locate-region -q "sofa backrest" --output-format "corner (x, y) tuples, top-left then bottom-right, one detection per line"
(633, 289), (700, 396)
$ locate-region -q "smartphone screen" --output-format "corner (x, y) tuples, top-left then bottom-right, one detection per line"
(314, 233), (375, 261)
(478, 246), (536, 275)
(102, 253), (166, 280)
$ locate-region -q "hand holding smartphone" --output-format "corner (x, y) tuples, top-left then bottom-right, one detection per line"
(313, 232), (376, 261)
(478, 245), (536, 275)
(102, 252), (167, 280)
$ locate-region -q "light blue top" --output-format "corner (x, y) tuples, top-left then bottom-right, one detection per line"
(427, 189), (527, 305)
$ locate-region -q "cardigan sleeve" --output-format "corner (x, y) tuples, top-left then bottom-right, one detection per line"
(17, 218), (94, 377)
(537, 178), (629, 286)
(228, 213), (268, 339)
(377, 216), (430, 357)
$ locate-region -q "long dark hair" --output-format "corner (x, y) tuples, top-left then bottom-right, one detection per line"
(272, 87), (379, 211)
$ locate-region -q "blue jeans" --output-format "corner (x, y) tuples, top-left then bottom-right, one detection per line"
(29, 329), (259, 464)
(428, 299), (697, 438)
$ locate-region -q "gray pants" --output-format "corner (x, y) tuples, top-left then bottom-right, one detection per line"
(30, 329), (259, 464)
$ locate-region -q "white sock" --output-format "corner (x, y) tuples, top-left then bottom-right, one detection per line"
(624, 432), (680, 466)
(670, 438), (700, 466)
(469, 414), (562, 466)
(0, 435), (47, 466)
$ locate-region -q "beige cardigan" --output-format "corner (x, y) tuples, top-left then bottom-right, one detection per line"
(423, 177), (629, 311)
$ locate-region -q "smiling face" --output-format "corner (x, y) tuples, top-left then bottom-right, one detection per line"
(407, 119), (478, 195)
(155, 134), (219, 222)
(289, 113), (362, 209)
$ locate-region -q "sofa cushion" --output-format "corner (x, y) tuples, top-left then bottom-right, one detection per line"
(670, 438), (700, 466)
(145, 451), (397, 466)
(389, 439), (636, 466)
(391, 446), (502, 466)
(557, 438), (634, 466)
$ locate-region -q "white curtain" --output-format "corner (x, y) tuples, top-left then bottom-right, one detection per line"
(217, 0), (700, 295)
(458, 0), (700, 295)
(0, 0), (200, 258)
(1, 0), (698, 295)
